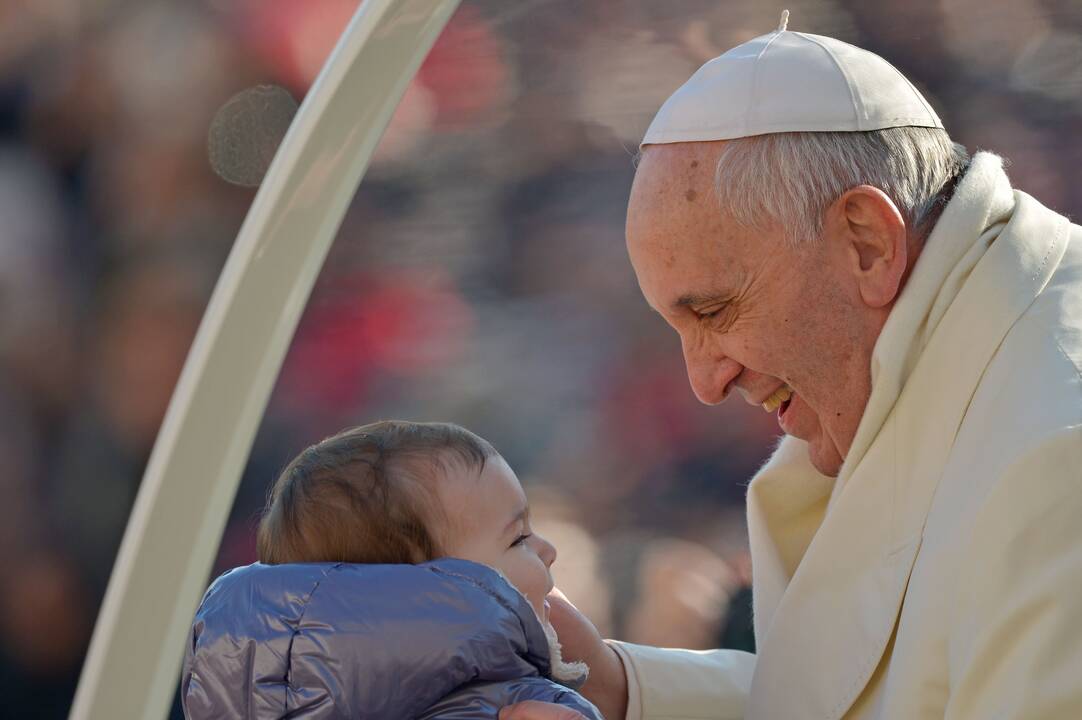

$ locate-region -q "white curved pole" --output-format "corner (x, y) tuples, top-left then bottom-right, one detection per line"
(68, 1), (461, 717)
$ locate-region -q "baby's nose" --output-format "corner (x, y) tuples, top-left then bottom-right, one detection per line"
(537, 535), (557, 567)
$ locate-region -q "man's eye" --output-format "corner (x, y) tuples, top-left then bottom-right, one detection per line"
(510, 533), (532, 548)
(696, 306), (725, 320)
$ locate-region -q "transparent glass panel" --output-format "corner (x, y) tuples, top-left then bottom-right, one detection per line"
(1, 0), (1078, 716)
(219, 0), (783, 650)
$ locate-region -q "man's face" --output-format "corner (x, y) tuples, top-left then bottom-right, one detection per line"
(626, 142), (884, 477)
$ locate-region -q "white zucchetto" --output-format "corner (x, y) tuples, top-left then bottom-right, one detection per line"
(642, 11), (943, 146)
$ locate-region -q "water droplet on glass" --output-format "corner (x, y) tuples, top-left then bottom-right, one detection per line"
(207, 84), (298, 187)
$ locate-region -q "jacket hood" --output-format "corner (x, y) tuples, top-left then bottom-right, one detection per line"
(182, 559), (554, 719)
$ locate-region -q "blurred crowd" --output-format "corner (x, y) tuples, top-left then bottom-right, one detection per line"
(2, 0), (1080, 716)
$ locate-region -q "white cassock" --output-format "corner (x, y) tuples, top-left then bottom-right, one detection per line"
(610, 152), (1082, 720)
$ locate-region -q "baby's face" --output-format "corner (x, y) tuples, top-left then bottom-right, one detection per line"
(437, 455), (556, 621)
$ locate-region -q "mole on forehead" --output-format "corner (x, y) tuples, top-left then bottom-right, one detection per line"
(682, 156), (711, 199)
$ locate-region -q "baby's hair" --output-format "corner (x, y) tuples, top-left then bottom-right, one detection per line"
(257, 420), (498, 565)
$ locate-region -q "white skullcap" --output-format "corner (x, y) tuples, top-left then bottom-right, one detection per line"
(642, 10), (943, 146)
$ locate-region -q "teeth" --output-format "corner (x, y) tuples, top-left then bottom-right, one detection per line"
(762, 385), (793, 412)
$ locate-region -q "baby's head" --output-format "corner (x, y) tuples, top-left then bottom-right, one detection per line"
(257, 420), (586, 681)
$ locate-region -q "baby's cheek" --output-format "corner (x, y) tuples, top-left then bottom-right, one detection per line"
(510, 568), (545, 614)
(493, 560), (530, 596)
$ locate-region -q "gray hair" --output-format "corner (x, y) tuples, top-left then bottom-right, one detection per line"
(713, 127), (970, 245)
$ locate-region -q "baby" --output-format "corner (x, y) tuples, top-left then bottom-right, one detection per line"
(181, 420), (600, 720)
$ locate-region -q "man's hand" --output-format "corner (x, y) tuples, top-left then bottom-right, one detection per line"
(499, 701), (587, 720)
(546, 588), (628, 720)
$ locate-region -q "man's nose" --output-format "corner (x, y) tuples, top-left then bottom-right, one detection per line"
(683, 343), (742, 405)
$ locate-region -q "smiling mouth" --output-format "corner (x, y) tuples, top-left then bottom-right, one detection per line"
(762, 384), (792, 413)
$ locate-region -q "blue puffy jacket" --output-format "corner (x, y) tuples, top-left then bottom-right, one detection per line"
(181, 558), (602, 719)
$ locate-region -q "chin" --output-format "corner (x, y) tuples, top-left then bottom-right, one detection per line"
(807, 439), (844, 478)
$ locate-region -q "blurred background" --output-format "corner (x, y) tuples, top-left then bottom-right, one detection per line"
(2, 0), (1081, 716)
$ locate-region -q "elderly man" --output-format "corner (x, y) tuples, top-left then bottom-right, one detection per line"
(503, 14), (1082, 720)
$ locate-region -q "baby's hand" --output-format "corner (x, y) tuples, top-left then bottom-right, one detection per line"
(499, 701), (588, 720)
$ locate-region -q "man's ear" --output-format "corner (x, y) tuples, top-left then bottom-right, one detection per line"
(825, 185), (909, 308)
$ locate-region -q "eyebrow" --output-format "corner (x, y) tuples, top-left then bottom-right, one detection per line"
(502, 506), (529, 537)
(673, 292), (730, 311)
